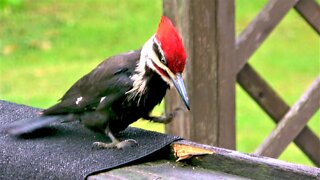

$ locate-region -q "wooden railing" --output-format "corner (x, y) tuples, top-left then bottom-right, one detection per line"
(164, 0), (320, 166)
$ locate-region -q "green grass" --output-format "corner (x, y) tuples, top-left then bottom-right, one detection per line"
(1, 0), (319, 166)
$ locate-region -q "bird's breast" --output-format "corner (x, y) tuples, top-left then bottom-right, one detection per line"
(109, 73), (169, 133)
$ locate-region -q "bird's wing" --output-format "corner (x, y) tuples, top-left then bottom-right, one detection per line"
(43, 50), (141, 115)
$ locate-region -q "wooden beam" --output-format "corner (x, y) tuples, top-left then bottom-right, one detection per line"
(215, 0), (236, 149)
(236, 0), (299, 73)
(255, 77), (320, 158)
(237, 64), (320, 166)
(237, 64), (288, 120)
(295, 0), (320, 34)
(163, 0), (236, 149)
(91, 139), (320, 179)
(171, 140), (320, 179)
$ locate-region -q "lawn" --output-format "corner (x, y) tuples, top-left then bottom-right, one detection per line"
(0, 0), (319, 167)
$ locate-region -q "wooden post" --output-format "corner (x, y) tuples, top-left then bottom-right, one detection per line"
(163, 0), (236, 149)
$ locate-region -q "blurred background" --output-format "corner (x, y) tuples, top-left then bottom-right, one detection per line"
(0, 0), (319, 166)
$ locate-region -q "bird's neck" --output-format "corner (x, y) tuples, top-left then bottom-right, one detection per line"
(126, 36), (166, 102)
(127, 36), (155, 99)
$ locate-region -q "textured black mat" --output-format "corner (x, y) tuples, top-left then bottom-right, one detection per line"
(0, 100), (181, 179)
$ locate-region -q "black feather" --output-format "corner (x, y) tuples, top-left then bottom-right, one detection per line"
(8, 49), (169, 137)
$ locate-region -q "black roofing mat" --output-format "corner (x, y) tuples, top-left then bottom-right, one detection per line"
(0, 100), (181, 179)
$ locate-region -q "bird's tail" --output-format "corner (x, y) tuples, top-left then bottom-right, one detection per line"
(4, 115), (63, 136)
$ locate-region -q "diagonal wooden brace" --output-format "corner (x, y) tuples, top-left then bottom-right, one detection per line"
(254, 77), (320, 161)
(237, 64), (320, 166)
(295, 0), (320, 34)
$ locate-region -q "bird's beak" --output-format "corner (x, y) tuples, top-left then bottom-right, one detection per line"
(171, 73), (190, 110)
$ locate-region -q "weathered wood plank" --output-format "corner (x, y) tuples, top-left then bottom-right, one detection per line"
(255, 77), (320, 158)
(164, 0), (236, 149)
(237, 64), (320, 166)
(90, 160), (247, 180)
(163, 0), (193, 141)
(92, 140), (320, 179)
(295, 0), (320, 34)
(236, 0), (299, 73)
(171, 140), (320, 179)
(216, 0), (236, 149)
(237, 64), (288, 120)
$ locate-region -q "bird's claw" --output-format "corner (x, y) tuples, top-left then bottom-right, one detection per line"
(145, 107), (184, 124)
(116, 139), (138, 149)
(92, 139), (138, 149)
(92, 141), (114, 149)
(162, 107), (183, 124)
(169, 107), (183, 118)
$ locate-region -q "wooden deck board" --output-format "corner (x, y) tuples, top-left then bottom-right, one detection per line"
(90, 140), (320, 179)
(88, 160), (248, 180)
(171, 140), (319, 179)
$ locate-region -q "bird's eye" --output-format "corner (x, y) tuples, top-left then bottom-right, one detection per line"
(160, 57), (167, 64)
(153, 40), (167, 65)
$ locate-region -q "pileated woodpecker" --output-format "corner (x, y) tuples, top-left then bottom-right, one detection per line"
(6, 16), (189, 149)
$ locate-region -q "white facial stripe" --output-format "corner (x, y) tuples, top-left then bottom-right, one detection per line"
(147, 49), (175, 86)
(126, 35), (177, 103)
(151, 54), (175, 77)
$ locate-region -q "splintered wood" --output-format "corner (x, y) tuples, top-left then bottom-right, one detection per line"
(172, 143), (215, 161)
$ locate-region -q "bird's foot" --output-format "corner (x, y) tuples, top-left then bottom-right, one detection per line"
(146, 107), (183, 124)
(92, 139), (138, 149)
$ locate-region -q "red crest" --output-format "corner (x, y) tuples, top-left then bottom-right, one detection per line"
(155, 16), (186, 74)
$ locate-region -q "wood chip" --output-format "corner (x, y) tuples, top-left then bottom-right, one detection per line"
(172, 143), (215, 161)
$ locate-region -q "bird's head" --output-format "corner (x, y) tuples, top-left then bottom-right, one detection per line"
(141, 16), (190, 110)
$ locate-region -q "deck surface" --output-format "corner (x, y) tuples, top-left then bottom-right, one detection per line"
(1, 101), (319, 179)
(89, 160), (248, 180)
